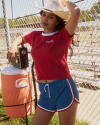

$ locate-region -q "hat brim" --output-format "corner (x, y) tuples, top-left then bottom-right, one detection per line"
(53, 11), (70, 22)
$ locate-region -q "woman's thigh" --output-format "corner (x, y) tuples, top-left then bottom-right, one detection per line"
(58, 101), (78, 125)
(32, 107), (55, 125)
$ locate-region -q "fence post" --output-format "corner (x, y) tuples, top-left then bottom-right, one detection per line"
(2, 0), (11, 50)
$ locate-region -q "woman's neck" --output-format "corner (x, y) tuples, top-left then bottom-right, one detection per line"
(44, 28), (57, 33)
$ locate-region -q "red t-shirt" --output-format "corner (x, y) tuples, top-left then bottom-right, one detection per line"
(24, 27), (73, 80)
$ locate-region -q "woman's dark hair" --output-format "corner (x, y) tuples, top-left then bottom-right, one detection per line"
(40, 10), (66, 31)
(56, 15), (66, 30)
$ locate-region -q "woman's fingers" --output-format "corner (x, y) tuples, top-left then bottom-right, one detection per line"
(15, 53), (18, 60)
(61, 0), (67, 6)
(10, 53), (14, 63)
(7, 51), (15, 63)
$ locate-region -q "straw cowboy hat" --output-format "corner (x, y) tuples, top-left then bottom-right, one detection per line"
(34, 0), (70, 21)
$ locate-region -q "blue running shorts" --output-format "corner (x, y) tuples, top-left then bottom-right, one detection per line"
(37, 79), (79, 112)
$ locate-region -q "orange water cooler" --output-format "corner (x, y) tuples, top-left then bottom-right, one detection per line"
(1, 66), (34, 118)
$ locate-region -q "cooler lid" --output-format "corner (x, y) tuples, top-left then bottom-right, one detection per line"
(1, 66), (30, 75)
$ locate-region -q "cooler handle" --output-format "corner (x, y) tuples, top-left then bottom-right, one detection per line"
(15, 78), (29, 88)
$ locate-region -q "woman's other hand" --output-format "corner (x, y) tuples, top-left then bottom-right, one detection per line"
(7, 36), (25, 63)
(7, 43), (18, 63)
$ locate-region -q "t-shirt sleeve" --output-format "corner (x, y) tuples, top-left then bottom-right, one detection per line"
(63, 27), (74, 41)
(59, 27), (74, 47)
(24, 31), (34, 46)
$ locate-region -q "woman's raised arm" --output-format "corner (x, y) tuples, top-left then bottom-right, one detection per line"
(62, 0), (81, 36)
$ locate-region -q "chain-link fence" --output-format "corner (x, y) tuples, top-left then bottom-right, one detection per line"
(0, 0), (100, 125)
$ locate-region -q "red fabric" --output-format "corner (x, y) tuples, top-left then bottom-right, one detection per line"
(24, 27), (74, 80)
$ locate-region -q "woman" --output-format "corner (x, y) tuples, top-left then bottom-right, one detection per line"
(7, 0), (81, 125)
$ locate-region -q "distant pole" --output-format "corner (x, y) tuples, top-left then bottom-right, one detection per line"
(11, 0), (13, 20)
(2, 0), (11, 50)
(42, 0), (44, 6)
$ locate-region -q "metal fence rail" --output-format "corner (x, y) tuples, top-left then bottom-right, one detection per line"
(0, 0), (100, 125)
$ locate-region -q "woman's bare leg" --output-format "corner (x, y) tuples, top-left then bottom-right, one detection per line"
(32, 107), (55, 125)
(58, 101), (78, 125)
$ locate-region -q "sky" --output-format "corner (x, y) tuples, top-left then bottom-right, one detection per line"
(0, 0), (99, 19)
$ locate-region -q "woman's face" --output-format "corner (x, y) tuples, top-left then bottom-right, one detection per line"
(40, 11), (59, 33)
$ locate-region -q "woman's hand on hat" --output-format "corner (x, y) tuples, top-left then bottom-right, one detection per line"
(61, 0), (69, 7)
(7, 43), (18, 63)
